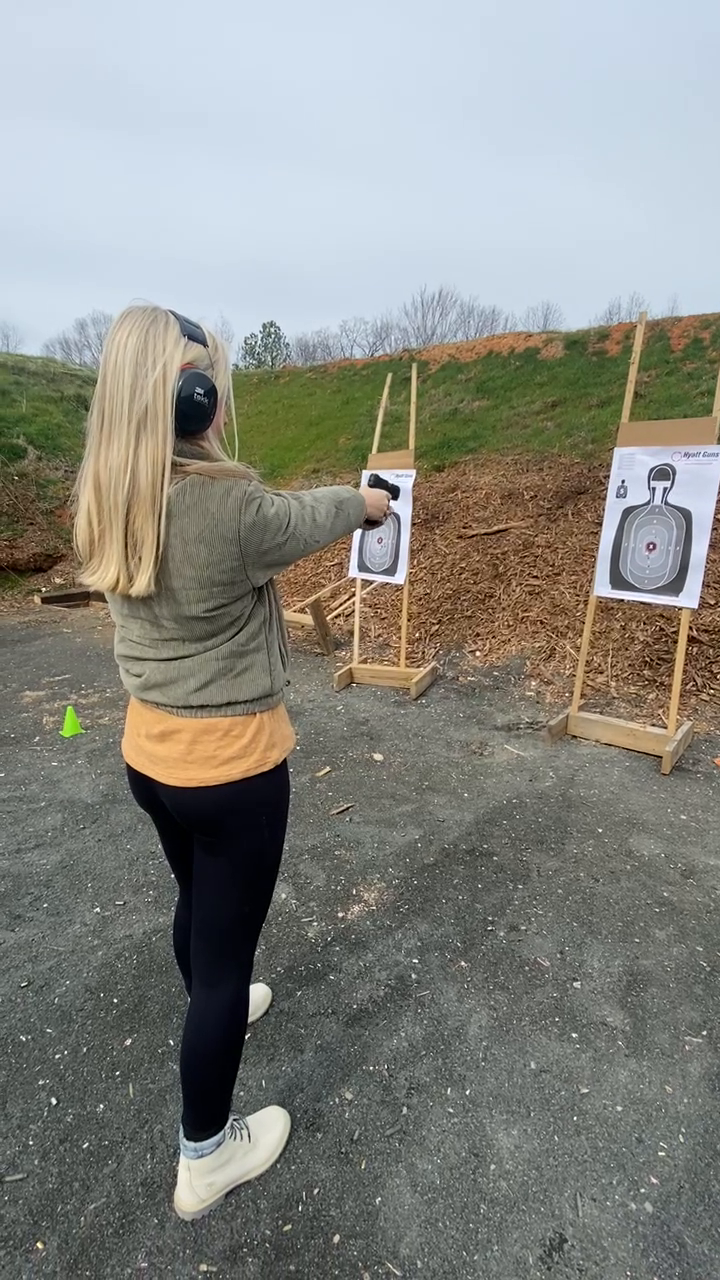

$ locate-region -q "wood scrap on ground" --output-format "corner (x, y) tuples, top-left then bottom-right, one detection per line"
(458, 521), (528, 539)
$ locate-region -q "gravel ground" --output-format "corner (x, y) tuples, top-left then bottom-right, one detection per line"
(2, 607), (720, 1280)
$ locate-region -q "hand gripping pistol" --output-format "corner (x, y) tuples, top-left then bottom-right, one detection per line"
(364, 472), (401, 527)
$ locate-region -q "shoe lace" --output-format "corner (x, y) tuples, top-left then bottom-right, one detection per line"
(227, 1116), (251, 1145)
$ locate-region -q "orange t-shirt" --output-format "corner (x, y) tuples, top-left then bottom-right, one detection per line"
(122, 698), (296, 787)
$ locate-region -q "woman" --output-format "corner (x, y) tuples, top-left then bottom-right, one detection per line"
(73, 304), (390, 1220)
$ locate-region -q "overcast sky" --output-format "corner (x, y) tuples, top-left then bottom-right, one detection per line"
(3, 0), (718, 351)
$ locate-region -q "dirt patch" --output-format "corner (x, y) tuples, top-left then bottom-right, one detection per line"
(0, 458), (72, 573)
(667, 316), (715, 352)
(322, 332), (562, 373)
(589, 323), (635, 357)
(586, 315), (720, 360)
(417, 332), (555, 369)
(537, 339), (565, 360)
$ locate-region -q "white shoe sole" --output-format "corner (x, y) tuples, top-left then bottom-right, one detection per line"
(248, 982), (273, 1026)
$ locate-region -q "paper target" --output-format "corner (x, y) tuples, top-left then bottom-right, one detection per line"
(594, 445), (720, 609)
(349, 469), (416, 585)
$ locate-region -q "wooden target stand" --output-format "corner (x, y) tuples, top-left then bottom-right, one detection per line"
(333, 364), (439, 700)
(283, 578), (382, 657)
(546, 312), (720, 775)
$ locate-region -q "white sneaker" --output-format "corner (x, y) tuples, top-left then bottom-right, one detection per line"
(174, 1108), (291, 1220)
(248, 982), (273, 1025)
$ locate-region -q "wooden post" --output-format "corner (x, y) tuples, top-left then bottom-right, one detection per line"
(398, 364), (417, 669)
(666, 608), (691, 737)
(352, 373), (394, 666)
(620, 311), (647, 425)
(352, 580), (362, 664)
(408, 360), (418, 449)
(568, 315), (645, 715)
(399, 574), (411, 669)
(570, 594), (598, 714)
(372, 373), (393, 453)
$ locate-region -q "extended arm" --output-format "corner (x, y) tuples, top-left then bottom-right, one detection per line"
(238, 482), (367, 587)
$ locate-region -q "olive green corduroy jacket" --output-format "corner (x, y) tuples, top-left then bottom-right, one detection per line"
(106, 476), (365, 717)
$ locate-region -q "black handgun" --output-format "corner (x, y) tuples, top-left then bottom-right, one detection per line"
(364, 473), (400, 527)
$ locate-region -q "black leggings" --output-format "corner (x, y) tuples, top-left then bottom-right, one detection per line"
(127, 761), (290, 1142)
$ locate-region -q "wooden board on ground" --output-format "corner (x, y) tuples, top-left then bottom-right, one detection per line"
(35, 589), (106, 609)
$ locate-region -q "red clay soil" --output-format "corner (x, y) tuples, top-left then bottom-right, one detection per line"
(280, 455), (720, 728)
(589, 323), (635, 357)
(666, 317), (714, 352)
(585, 316), (719, 358)
(326, 332), (559, 372)
(416, 333), (553, 369)
(324, 315), (720, 372)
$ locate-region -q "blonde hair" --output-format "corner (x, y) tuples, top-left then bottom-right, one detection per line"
(73, 304), (254, 598)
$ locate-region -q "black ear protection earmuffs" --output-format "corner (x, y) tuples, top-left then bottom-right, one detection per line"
(168, 309), (219, 438)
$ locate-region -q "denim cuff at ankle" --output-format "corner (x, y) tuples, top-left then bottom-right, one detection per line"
(179, 1124), (226, 1160)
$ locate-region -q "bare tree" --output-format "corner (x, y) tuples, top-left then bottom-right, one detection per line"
(398, 285), (464, 347)
(593, 293), (648, 326)
(454, 299), (511, 340)
(661, 292), (681, 319)
(337, 317), (367, 359)
(520, 300), (565, 332)
(290, 332), (319, 366)
(0, 321), (23, 354)
(42, 309), (113, 368)
(290, 327), (344, 366)
(356, 312), (401, 357)
(290, 286), (564, 366)
(214, 313), (235, 350)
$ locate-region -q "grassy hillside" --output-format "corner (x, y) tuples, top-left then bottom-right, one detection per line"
(236, 320), (720, 478)
(2, 315), (720, 570)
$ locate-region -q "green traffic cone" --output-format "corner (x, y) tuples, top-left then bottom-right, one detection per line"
(60, 706), (85, 738)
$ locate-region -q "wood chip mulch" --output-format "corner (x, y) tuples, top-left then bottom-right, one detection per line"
(280, 454), (720, 728)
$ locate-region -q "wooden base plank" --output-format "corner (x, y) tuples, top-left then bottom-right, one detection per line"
(348, 664), (415, 690)
(546, 707), (695, 774)
(334, 663), (438, 698)
(333, 664), (356, 692)
(543, 710), (569, 744)
(661, 720), (694, 775)
(409, 663), (439, 700)
(567, 711), (668, 756)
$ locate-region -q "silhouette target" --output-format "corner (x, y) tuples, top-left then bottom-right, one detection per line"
(357, 511), (402, 578)
(609, 463), (692, 596)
